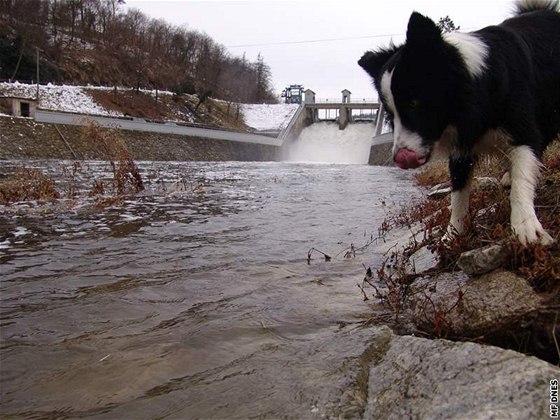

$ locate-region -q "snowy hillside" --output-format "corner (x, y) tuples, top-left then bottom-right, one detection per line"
(240, 103), (299, 131)
(0, 82), (120, 116)
(0, 82), (299, 131)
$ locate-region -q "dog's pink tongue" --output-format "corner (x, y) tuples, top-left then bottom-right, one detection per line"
(394, 148), (425, 169)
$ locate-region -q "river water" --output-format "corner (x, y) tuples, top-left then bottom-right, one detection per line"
(0, 160), (419, 418)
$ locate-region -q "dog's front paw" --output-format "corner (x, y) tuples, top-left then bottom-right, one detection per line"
(512, 218), (554, 246)
(442, 225), (461, 244)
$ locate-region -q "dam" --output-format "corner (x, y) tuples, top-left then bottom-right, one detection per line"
(279, 88), (393, 165)
(2, 83), (393, 164)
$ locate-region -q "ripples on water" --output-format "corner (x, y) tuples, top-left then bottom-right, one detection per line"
(0, 160), (419, 418)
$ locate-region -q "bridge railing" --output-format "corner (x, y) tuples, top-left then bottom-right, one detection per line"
(314, 97), (378, 103)
(34, 109), (280, 146)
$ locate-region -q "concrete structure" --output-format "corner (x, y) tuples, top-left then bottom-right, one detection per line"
(3, 97), (38, 118)
(304, 89), (316, 104)
(279, 89), (394, 165)
(304, 89), (318, 124)
(24, 90), (393, 165)
(281, 89), (390, 139)
(278, 104), (306, 142)
(341, 89), (351, 103)
(34, 109), (280, 146)
(303, 90), (380, 130)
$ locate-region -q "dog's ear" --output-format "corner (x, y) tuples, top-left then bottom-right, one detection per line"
(358, 45), (400, 82)
(406, 12), (442, 45)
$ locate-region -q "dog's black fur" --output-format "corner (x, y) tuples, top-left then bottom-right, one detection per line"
(359, 0), (560, 245)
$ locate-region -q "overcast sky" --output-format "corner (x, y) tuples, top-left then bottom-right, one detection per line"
(126, 0), (514, 100)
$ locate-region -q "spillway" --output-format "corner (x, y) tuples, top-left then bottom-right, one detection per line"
(281, 122), (373, 164)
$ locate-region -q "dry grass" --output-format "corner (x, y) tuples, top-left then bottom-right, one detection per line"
(416, 155), (509, 188)
(0, 123), (145, 206)
(0, 168), (60, 204)
(388, 139), (560, 293)
(81, 122), (144, 196)
(415, 160), (449, 187)
(369, 139), (560, 364)
(88, 89), (249, 132)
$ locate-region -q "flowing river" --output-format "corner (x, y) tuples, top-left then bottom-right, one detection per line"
(0, 160), (419, 418)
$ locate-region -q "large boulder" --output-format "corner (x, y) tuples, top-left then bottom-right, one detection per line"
(364, 330), (559, 419)
(407, 270), (542, 337)
(457, 243), (507, 275)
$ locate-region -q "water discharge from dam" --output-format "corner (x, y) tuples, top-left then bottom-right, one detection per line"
(282, 122), (374, 164)
(0, 160), (420, 418)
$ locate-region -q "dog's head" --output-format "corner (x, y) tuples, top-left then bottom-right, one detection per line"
(359, 12), (468, 169)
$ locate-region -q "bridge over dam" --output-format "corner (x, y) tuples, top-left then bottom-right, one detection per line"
(278, 89), (393, 165)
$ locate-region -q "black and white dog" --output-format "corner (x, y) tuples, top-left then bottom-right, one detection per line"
(359, 0), (560, 245)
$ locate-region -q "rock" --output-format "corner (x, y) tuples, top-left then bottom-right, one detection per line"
(474, 176), (500, 190)
(282, 326), (560, 419)
(405, 244), (439, 275)
(457, 243), (507, 275)
(501, 171), (511, 187)
(427, 182), (451, 199)
(364, 332), (560, 420)
(407, 270), (542, 337)
(427, 177), (499, 200)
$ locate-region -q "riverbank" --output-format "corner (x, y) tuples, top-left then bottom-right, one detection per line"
(363, 143), (560, 366)
(1, 116), (395, 165)
(0, 116), (277, 161)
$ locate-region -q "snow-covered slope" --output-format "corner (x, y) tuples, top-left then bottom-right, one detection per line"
(0, 82), (121, 116)
(240, 103), (299, 131)
(1, 82), (299, 131)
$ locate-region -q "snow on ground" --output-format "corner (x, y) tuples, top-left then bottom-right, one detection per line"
(240, 103), (299, 131)
(0, 82), (120, 116)
(1, 82), (299, 130)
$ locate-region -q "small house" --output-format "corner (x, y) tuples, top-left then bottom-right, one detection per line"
(304, 89), (316, 104)
(341, 89), (352, 103)
(0, 96), (38, 118)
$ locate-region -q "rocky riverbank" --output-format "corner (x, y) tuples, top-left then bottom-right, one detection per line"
(355, 146), (560, 417)
(0, 116), (277, 161)
(349, 214), (559, 418)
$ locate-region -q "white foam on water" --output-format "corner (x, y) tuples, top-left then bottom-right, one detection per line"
(282, 122), (373, 164)
(13, 227), (31, 237)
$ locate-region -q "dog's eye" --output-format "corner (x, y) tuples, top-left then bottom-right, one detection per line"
(409, 99), (420, 111)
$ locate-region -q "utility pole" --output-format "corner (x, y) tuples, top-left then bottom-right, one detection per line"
(36, 47), (40, 101)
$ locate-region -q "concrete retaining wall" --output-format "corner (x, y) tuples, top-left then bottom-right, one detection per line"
(0, 117), (278, 161)
(35, 109), (281, 146)
(278, 104), (307, 144)
(1, 115), (394, 165)
(369, 142), (393, 166)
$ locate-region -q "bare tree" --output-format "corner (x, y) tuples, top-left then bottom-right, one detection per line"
(437, 16), (460, 33)
(1, 0), (278, 103)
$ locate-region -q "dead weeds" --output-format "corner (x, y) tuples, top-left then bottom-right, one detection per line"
(0, 168), (60, 204)
(0, 122), (145, 207)
(365, 139), (560, 364)
(81, 122), (144, 196)
(384, 140), (560, 294)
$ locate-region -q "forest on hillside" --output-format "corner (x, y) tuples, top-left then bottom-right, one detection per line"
(0, 0), (278, 103)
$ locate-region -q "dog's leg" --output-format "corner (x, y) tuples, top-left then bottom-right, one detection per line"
(443, 155), (474, 241)
(509, 145), (553, 245)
